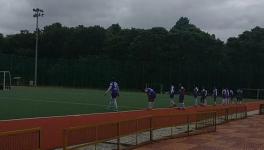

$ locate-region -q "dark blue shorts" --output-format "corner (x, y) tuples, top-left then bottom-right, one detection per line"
(148, 95), (156, 102)
(148, 98), (155, 102)
(179, 95), (184, 102)
(111, 93), (118, 99)
(214, 96), (217, 101)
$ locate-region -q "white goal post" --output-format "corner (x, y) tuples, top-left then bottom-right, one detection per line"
(0, 71), (12, 90)
(242, 88), (264, 100)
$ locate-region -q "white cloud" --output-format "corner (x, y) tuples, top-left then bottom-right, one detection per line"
(0, 0), (263, 40)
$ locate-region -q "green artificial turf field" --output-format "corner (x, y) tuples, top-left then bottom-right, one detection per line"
(0, 86), (253, 120)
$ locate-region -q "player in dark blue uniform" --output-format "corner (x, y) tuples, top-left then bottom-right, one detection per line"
(212, 87), (218, 105)
(104, 79), (120, 111)
(229, 89), (234, 104)
(145, 88), (156, 109)
(200, 88), (207, 106)
(193, 86), (199, 106)
(178, 86), (185, 109)
(226, 89), (230, 104)
(169, 85), (176, 107)
(236, 89), (243, 104)
(222, 88), (227, 105)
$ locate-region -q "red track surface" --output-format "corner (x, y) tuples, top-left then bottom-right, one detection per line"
(0, 101), (262, 150)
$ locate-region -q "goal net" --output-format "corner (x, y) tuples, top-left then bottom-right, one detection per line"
(0, 71), (12, 90)
(242, 89), (264, 100)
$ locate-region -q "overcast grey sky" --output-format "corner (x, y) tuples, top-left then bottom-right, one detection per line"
(0, 0), (263, 41)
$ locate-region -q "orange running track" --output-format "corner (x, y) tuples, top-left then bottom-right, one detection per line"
(0, 101), (262, 150)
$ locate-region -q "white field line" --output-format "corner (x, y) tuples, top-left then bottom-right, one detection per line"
(0, 103), (257, 122)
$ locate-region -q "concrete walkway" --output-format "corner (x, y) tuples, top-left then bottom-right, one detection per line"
(135, 114), (264, 150)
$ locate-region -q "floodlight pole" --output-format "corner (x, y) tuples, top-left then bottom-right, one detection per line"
(33, 8), (44, 87)
(35, 13), (39, 87)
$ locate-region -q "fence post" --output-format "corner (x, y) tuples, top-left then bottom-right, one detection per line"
(95, 126), (98, 150)
(225, 108), (228, 122)
(244, 105), (247, 118)
(39, 128), (42, 150)
(187, 114), (190, 136)
(259, 104), (264, 115)
(170, 126), (173, 137)
(195, 113), (198, 130)
(63, 130), (67, 150)
(203, 113), (206, 128)
(214, 112), (217, 131)
(150, 117), (153, 142)
(136, 119), (138, 145)
(257, 89), (260, 100)
(259, 104), (261, 115)
(235, 106), (238, 119)
(117, 122), (120, 150)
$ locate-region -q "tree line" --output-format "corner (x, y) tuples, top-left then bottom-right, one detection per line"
(0, 17), (264, 90)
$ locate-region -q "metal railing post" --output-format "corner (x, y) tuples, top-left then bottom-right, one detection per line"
(95, 126), (98, 150)
(202, 113), (205, 129)
(259, 104), (264, 115)
(195, 113), (198, 130)
(259, 104), (261, 115)
(136, 119), (138, 145)
(150, 117), (153, 142)
(225, 108), (228, 122)
(117, 122), (120, 150)
(245, 106), (247, 118)
(236, 106), (238, 119)
(257, 89), (260, 100)
(214, 112), (217, 131)
(187, 115), (190, 136)
(63, 130), (67, 150)
(39, 128), (42, 150)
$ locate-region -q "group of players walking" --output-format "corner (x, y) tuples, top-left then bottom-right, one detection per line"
(192, 86), (243, 106)
(104, 79), (243, 111)
(167, 85), (243, 108)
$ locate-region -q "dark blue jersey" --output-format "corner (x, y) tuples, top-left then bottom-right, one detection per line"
(213, 89), (218, 97)
(179, 87), (185, 102)
(110, 82), (119, 94)
(170, 85), (175, 97)
(222, 89), (227, 98)
(146, 88), (156, 99)
(193, 87), (199, 97)
(201, 89), (207, 98)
